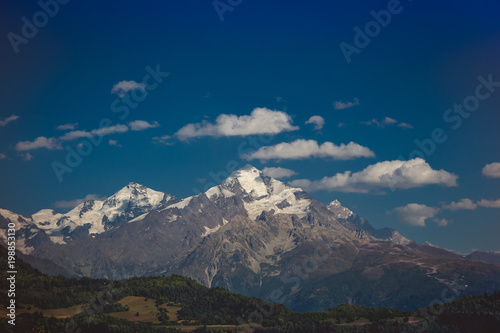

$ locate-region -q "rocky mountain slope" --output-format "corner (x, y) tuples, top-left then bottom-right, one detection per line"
(1, 165), (500, 311)
(327, 200), (411, 245)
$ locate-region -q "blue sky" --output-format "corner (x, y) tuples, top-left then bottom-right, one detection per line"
(1, 0), (499, 253)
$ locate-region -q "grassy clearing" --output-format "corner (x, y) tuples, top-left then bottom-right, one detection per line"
(110, 296), (161, 323)
(0, 303), (86, 319)
(158, 303), (182, 321)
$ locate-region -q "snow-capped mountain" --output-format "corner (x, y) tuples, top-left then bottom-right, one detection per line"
(206, 164), (312, 220)
(0, 183), (178, 252)
(327, 199), (353, 220)
(0, 208), (40, 254)
(2, 164), (500, 312)
(327, 199), (411, 245)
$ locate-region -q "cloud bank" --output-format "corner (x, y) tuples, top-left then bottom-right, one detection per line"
(243, 139), (375, 161)
(290, 158), (457, 193)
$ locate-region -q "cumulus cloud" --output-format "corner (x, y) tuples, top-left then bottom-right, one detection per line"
(0, 114), (19, 127)
(392, 203), (440, 227)
(108, 139), (122, 147)
(174, 108), (298, 140)
(482, 162), (500, 178)
(56, 123), (78, 131)
(15, 136), (61, 151)
(0, 153), (6, 159)
(289, 158), (457, 193)
(333, 98), (360, 110)
(477, 199), (500, 208)
(111, 80), (145, 97)
(442, 198), (478, 211)
(129, 120), (160, 131)
(393, 197), (500, 227)
(262, 167), (298, 179)
(243, 139), (375, 161)
(53, 194), (106, 210)
(305, 116), (325, 130)
(361, 117), (413, 129)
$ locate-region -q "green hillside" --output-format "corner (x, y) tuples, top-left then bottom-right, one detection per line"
(1, 246), (499, 332)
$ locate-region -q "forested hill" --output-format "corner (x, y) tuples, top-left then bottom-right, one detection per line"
(1, 245), (500, 333)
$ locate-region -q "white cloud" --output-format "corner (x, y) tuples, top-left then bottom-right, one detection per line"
(174, 108), (298, 140)
(382, 117), (398, 125)
(442, 198), (478, 211)
(361, 117), (412, 129)
(111, 80), (145, 97)
(91, 124), (129, 136)
(108, 139), (122, 147)
(482, 162), (500, 178)
(15, 136), (61, 151)
(59, 130), (93, 141)
(338, 123), (346, 128)
(129, 120), (160, 131)
(392, 203), (440, 227)
(0, 153), (6, 159)
(53, 194), (105, 210)
(398, 122), (414, 129)
(56, 123), (78, 131)
(15, 121), (158, 151)
(433, 218), (451, 226)
(19, 152), (33, 161)
(0, 114), (19, 127)
(289, 158), (457, 193)
(333, 98), (360, 110)
(305, 116), (325, 130)
(477, 198), (500, 208)
(243, 139), (375, 161)
(262, 167), (298, 179)
(59, 125), (129, 141)
(152, 135), (174, 145)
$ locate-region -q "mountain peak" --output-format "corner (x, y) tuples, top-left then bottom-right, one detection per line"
(229, 164), (261, 177)
(327, 200), (353, 220)
(125, 181), (145, 189)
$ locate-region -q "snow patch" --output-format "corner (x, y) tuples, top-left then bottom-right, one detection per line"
(202, 224), (221, 237)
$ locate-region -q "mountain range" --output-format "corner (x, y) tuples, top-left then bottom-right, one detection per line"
(1, 164), (500, 312)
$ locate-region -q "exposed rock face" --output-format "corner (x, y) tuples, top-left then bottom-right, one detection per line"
(465, 251), (500, 264)
(326, 200), (412, 245)
(1, 165), (500, 311)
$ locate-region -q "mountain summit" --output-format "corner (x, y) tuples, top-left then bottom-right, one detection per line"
(1, 165), (500, 311)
